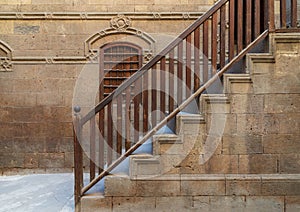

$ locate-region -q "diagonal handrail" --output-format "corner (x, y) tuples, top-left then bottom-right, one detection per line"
(80, 0), (228, 126)
(81, 30), (269, 194)
(74, 0), (300, 205)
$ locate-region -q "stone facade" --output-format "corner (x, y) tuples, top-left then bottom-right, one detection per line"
(0, 1), (214, 174)
(80, 33), (300, 212)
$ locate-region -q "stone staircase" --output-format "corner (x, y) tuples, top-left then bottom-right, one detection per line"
(80, 33), (300, 211)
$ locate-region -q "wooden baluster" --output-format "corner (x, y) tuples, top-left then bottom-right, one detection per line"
(99, 78), (105, 173)
(211, 12), (218, 75)
(107, 103), (113, 165)
(268, 0), (275, 32)
(194, 26), (200, 91)
(125, 90), (131, 151)
(143, 72), (149, 132)
(90, 116), (96, 181)
(280, 0), (287, 28)
(134, 81), (140, 143)
(186, 34), (192, 96)
(245, 0), (252, 45)
(160, 57), (166, 117)
(229, 0), (235, 60)
(99, 108), (104, 173)
(73, 107), (83, 206)
(178, 42), (183, 103)
(169, 49), (175, 112)
(117, 97), (122, 155)
(220, 4), (226, 69)
(291, 0), (297, 27)
(151, 64), (157, 127)
(254, 0), (261, 38)
(237, 0), (244, 53)
(203, 20), (209, 83)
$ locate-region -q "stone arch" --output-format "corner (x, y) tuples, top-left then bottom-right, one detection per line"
(0, 40), (13, 72)
(84, 27), (156, 63)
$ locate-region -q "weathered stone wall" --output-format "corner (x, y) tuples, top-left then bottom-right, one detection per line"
(80, 33), (300, 212)
(177, 33), (300, 175)
(0, 1), (214, 174)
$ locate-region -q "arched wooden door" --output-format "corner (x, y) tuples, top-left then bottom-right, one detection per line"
(99, 42), (143, 100)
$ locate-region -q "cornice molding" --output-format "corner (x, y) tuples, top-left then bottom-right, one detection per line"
(0, 12), (203, 20)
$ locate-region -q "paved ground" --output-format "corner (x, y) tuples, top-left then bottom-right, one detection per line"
(0, 174), (74, 212)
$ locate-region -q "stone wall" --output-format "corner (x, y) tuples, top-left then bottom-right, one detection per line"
(0, 1), (214, 174)
(80, 33), (300, 212)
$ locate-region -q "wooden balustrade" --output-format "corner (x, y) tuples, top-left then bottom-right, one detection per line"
(73, 0), (299, 206)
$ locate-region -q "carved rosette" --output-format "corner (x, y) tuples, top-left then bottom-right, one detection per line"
(0, 58), (12, 72)
(110, 15), (131, 31)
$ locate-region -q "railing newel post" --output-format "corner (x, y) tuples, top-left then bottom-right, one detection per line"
(73, 106), (83, 210)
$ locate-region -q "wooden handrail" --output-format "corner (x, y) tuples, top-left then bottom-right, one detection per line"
(81, 30), (269, 194)
(74, 0), (299, 205)
(80, 0), (228, 125)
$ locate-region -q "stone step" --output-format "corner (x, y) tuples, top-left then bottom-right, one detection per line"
(81, 174), (300, 211)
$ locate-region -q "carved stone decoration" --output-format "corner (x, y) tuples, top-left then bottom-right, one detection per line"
(143, 50), (153, 62)
(0, 58), (12, 72)
(110, 15), (131, 31)
(86, 51), (99, 63)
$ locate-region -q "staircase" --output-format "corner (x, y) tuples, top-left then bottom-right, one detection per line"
(73, 0), (300, 211)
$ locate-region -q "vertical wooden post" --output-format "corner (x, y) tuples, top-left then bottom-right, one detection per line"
(291, 0), (297, 27)
(73, 106), (83, 210)
(90, 116), (96, 181)
(268, 0), (275, 32)
(203, 20), (209, 83)
(229, 0), (235, 60)
(194, 27), (200, 91)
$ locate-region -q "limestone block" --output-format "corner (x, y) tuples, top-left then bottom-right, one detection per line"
(181, 175), (225, 195)
(112, 197), (156, 212)
(36, 92), (64, 106)
(286, 196), (300, 212)
(200, 94), (231, 114)
(278, 113), (300, 134)
(81, 195), (112, 212)
(228, 79), (253, 94)
(245, 196), (284, 212)
(130, 155), (160, 178)
(153, 134), (182, 155)
(64, 152), (74, 168)
(231, 94), (264, 114)
(264, 94), (300, 114)
(206, 113), (237, 136)
(24, 153), (39, 168)
(0, 21), (14, 34)
(0, 138), (14, 153)
(176, 114), (205, 135)
(203, 154), (238, 174)
(223, 74), (253, 94)
(159, 154), (183, 174)
(104, 175), (136, 197)
(0, 92), (37, 107)
(136, 179), (180, 196)
(262, 177), (300, 196)
(193, 196), (246, 212)
(263, 134), (300, 154)
(263, 114), (281, 134)
(279, 154), (300, 174)
(238, 154), (278, 174)
(222, 135), (263, 155)
(38, 153), (65, 168)
(0, 153), (25, 168)
(236, 114), (264, 136)
(226, 177), (261, 195)
(155, 196), (193, 212)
